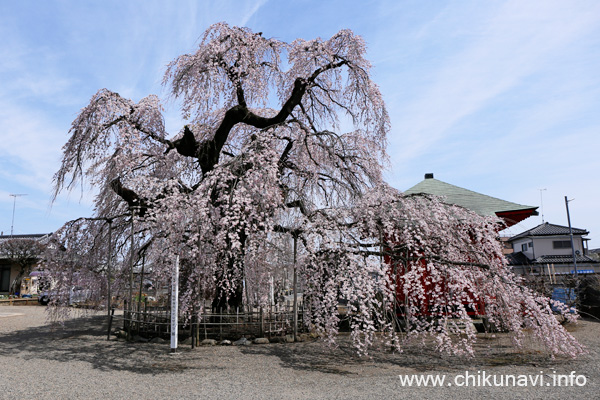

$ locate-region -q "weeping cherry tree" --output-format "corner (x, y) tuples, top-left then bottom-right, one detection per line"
(46, 23), (583, 357)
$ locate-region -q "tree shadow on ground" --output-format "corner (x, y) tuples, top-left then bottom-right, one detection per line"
(2, 311), (595, 376)
(0, 312), (222, 375)
(238, 326), (594, 375)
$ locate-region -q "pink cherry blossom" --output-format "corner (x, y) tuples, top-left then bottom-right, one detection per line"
(46, 23), (583, 358)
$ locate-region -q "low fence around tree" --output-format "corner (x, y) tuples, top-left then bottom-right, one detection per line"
(109, 300), (307, 346)
(0, 297), (40, 306)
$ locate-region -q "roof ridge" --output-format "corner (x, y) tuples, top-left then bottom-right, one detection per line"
(510, 222), (588, 239)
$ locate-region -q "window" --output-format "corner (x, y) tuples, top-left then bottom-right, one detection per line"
(553, 240), (572, 249)
(521, 243), (527, 252)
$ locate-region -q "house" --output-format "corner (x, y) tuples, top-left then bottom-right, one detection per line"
(0, 233), (51, 296)
(404, 173), (539, 228)
(506, 223), (599, 276)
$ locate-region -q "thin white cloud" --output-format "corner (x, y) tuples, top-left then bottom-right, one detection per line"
(0, 98), (69, 193)
(391, 0), (600, 166)
(240, 0), (268, 26)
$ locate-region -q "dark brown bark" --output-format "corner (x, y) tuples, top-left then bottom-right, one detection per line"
(110, 178), (148, 216)
(168, 61), (347, 176)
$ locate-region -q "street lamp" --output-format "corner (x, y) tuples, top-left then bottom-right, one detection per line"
(9, 194), (27, 237)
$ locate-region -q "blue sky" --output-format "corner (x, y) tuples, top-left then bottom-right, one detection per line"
(1, 0), (599, 247)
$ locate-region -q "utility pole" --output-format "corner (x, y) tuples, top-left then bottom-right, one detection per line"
(9, 194), (27, 237)
(564, 196), (578, 278)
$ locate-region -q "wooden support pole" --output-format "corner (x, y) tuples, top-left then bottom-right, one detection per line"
(292, 234), (298, 342)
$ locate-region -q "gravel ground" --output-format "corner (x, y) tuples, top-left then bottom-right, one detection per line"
(1, 305), (599, 399)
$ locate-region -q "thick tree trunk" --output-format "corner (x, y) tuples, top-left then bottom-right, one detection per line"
(211, 231), (247, 313)
(211, 282), (244, 313)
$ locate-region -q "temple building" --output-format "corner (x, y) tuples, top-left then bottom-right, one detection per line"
(405, 173), (539, 228)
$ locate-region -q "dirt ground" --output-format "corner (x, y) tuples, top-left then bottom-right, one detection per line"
(0, 306), (599, 399)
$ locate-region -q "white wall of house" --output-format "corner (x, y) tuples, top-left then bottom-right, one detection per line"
(512, 238), (535, 259)
(533, 235), (584, 257)
(512, 235), (584, 260)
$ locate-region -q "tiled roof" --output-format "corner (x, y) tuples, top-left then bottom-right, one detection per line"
(509, 223), (588, 241)
(0, 233), (51, 245)
(534, 255), (598, 264)
(506, 251), (532, 266)
(404, 176), (537, 217)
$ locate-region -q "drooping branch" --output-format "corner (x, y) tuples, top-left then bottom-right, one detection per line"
(168, 60), (348, 175)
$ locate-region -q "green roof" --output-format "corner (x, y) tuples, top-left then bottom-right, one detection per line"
(404, 176), (537, 217)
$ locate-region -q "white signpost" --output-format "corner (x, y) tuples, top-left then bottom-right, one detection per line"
(170, 255), (179, 353)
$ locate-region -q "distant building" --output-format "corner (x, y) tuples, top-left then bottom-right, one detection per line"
(0, 233), (51, 295)
(506, 223), (598, 276)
